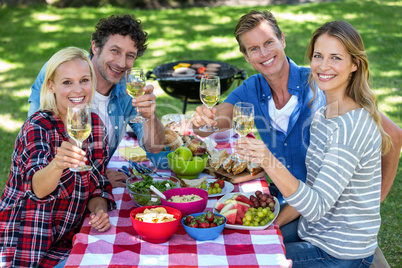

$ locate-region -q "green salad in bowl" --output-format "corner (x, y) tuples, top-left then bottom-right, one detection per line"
(126, 175), (180, 207)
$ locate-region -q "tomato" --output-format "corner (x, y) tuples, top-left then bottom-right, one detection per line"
(197, 66), (206, 74)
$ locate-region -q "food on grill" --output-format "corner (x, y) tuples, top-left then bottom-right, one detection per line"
(172, 67), (196, 77)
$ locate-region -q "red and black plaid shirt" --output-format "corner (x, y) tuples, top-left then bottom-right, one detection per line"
(0, 110), (116, 268)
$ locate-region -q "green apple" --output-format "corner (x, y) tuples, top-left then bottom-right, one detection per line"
(193, 156), (202, 161)
(174, 146), (193, 161)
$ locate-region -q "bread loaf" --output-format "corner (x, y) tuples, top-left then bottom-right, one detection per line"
(208, 149), (229, 171)
(164, 128), (183, 151)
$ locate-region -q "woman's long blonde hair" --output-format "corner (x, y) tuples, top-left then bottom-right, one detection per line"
(306, 21), (391, 154)
(39, 47), (96, 117)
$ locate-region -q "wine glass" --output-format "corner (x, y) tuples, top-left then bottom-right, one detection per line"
(199, 75), (220, 132)
(232, 102), (254, 162)
(126, 68), (148, 123)
(66, 104), (93, 171)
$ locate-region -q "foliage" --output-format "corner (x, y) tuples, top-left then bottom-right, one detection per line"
(0, 0), (401, 265)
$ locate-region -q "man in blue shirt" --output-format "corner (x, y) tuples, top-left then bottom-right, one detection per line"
(192, 10), (401, 204)
(28, 15), (165, 187)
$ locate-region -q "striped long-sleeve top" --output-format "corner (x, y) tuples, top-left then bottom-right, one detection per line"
(285, 107), (382, 260)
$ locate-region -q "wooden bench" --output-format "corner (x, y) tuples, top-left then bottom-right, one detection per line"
(370, 246), (390, 268)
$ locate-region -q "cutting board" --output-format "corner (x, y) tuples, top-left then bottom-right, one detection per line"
(204, 166), (265, 184)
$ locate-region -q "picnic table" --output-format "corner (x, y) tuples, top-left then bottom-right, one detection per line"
(65, 132), (292, 268)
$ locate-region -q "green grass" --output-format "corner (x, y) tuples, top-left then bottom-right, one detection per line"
(0, 0), (401, 265)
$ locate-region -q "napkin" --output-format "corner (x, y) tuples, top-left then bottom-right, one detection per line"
(117, 146), (148, 162)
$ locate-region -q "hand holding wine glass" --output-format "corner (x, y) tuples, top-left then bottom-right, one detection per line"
(66, 104), (93, 171)
(232, 102), (254, 162)
(199, 75), (220, 132)
(126, 68), (148, 123)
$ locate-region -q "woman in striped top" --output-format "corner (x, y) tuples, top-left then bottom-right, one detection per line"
(235, 21), (391, 267)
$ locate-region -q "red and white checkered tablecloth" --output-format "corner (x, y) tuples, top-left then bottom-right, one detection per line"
(65, 133), (292, 268)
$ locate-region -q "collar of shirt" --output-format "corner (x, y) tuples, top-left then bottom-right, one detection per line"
(258, 57), (306, 103)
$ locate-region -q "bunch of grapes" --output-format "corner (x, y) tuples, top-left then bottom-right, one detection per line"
(206, 182), (222, 195)
(243, 207), (275, 226)
(250, 190), (276, 212)
(242, 190), (276, 227)
(199, 179), (224, 195)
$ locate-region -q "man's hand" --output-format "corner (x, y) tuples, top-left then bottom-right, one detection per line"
(192, 105), (218, 128)
(131, 84), (156, 119)
(106, 168), (127, 188)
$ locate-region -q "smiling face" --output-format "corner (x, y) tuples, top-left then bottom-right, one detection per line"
(241, 21), (287, 80)
(310, 33), (357, 97)
(48, 59), (93, 121)
(91, 34), (138, 92)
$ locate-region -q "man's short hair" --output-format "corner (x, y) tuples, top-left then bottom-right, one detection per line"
(234, 10), (282, 54)
(90, 14), (148, 58)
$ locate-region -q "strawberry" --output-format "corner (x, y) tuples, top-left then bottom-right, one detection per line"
(185, 215), (195, 225)
(216, 179), (225, 189)
(210, 222), (218, 227)
(199, 221), (210, 228)
(205, 211), (214, 223)
(214, 215), (225, 225)
(188, 220), (198, 228)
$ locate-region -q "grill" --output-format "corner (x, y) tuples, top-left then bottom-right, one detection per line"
(146, 60), (247, 114)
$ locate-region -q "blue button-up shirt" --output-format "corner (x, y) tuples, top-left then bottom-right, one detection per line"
(28, 62), (144, 158)
(225, 58), (325, 201)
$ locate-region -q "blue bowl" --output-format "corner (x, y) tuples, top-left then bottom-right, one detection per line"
(181, 212), (226, 241)
(146, 150), (171, 169)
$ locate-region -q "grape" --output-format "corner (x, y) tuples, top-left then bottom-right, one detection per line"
(252, 201), (260, 208)
(240, 192), (276, 226)
(255, 190), (262, 197)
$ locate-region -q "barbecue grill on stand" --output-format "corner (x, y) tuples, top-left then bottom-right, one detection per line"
(146, 60), (247, 114)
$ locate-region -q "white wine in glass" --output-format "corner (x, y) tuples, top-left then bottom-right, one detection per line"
(199, 75), (220, 132)
(232, 102), (254, 162)
(67, 104), (93, 172)
(126, 68), (148, 123)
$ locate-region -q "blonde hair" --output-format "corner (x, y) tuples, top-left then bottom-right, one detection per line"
(39, 47), (96, 117)
(306, 21), (391, 154)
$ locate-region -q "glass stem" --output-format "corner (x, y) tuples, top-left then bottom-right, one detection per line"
(77, 141), (83, 150)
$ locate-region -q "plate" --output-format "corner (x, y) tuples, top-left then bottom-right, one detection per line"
(213, 192), (280, 230)
(206, 179), (234, 198)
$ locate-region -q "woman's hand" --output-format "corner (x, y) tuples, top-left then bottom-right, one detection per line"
(88, 207), (111, 232)
(54, 141), (87, 171)
(234, 138), (277, 170)
(131, 84), (156, 119)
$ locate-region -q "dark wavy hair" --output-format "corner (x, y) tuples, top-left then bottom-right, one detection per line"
(90, 14), (148, 58)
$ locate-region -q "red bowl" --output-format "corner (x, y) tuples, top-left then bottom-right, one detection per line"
(161, 187), (208, 216)
(130, 205), (182, 243)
